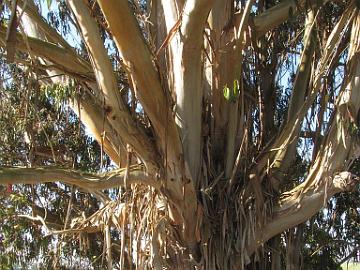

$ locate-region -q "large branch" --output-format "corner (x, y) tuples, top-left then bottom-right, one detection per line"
(0, 28), (126, 166)
(170, 0), (214, 183)
(250, 4), (355, 180)
(235, 0), (327, 39)
(246, 9), (360, 257)
(97, 0), (182, 167)
(2, 6), (156, 170)
(0, 165), (159, 191)
(71, 91), (126, 166)
(67, 0), (160, 172)
(181, 0), (214, 41)
(13, 10), (128, 168)
(270, 8), (317, 189)
(246, 171), (359, 255)
(97, 1), (203, 251)
(18, 0), (72, 50)
(0, 27), (94, 81)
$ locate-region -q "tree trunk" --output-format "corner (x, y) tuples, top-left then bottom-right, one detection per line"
(0, 1), (360, 269)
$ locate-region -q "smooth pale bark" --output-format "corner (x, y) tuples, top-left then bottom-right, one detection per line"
(153, 1), (214, 253)
(0, 165), (159, 190)
(97, 0), (182, 170)
(14, 0), (199, 252)
(17, 10), (127, 168)
(156, 0), (180, 103)
(2, 0), (360, 268)
(287, 9), (360, 195)
(286, 9), (316, 120)
(231, 0), (327, 39)
(0, 27), (94, 81)
(97, 1), (206, 252)
(271, 8), (316, 189)
(67, 0), (159, 172)
(18, 0), (72, 50)
(174, 0), (214, 183)
(71, 92), (125, 166)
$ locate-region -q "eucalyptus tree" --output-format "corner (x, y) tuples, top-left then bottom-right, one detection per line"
(0, 0), (360, 269)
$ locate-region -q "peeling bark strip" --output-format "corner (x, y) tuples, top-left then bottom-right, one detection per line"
(97, 0), (203, 252)
(247, 171), (360, 255)
(250, 4), (356, 181)
(16, 1), (127, 169)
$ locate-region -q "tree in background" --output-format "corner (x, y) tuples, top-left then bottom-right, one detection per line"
(0, 0), (360, 269)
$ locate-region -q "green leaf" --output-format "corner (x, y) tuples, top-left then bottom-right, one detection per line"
(224, 80), (240, 102)
(233, 79), (240, 99)
(46, 0), (53, 9)
(223, 85), (231, 101)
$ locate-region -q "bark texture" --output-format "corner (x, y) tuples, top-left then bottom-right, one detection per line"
(0, 0), (359, 269)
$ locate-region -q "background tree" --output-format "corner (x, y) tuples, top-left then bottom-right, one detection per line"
(0, 0), (360, 269)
